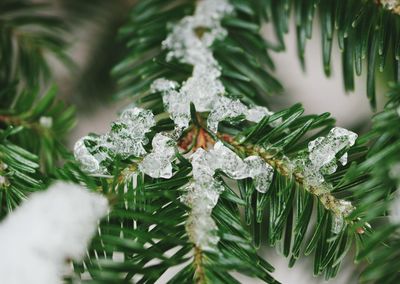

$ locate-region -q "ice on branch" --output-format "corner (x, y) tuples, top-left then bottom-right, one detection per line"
(0, 182), (108, 284)
(162, 0), (233, 66)
(207, 97), (248, 133)
(381, 0), (400, 13)
(182, 142), (274, 250)
(139, 133), (176, 179)
(181, 148), (224, 250)
(74, 135), (109, 174)
(153, 0), (278, 133)
(292, 127), (358, 233)
(151, 0), (231, 131)
(247, 106), (274, 123)
(74, 107), (155, 174)
(207, 97), (276, 132)
(295, 127), (358, 189)
(109, 107), (155, 158)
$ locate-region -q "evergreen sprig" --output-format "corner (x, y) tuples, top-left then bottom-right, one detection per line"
(1, 0), (400, 283)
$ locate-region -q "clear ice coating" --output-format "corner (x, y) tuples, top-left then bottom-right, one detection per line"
(139, 133), (176, 179)
(74, 107), (155, 174)
(74, 135), (108, 175)
(331, 199), (353, 234)
(207, 97), (249, 133)
(109, 107), (155, 158)
(381, 0), (400, 10)
(290, 127), (358, 234)
(246, 106), (273, 123)
(181, 141), (274, 249)
(152, 0), (233, 131)
(152, 0), (277, 133)
(332, 215), (344, 234)
(295, 127), (358, 189)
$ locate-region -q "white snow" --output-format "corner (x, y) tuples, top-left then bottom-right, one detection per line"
(0, 181), (109, 284)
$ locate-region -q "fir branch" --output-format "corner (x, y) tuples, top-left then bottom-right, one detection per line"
(230, 139), (357, 226)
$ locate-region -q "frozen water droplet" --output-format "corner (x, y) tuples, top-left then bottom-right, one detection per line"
(381, 0), (400, 10)
(211, 141), (248, 179)
(151, 78), (179, 93)
(339, 153), (348, 166)
(139, 134), (176, 179)
(154, 0), (234, 132)
(332, 215), (344, 234)
(246, 106), (273, 123)
(304, 127), (357, 187)
(336, 199), (353, 216)
(74, 107), (155, 174)
(244, 156), (274, 193)
(74, 136), (107, 174)
(108, 107), (155, 158)
(207, 97), (248, 133)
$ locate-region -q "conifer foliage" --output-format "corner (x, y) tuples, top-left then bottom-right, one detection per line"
(1, 0), (400, 283)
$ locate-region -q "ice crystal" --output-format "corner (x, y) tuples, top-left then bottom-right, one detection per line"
(182, 141), (274, 250)
(290, 127), (357, 233)
(246, 106), (273, 123)
(331, 200), (353, 234)
(332, 215), (344, 234)
(0, 182), (108, 284)
(150, 78), (179, 93)
(244, 156), (274, 193)
(109, 107), (155, 158)
(381, 0), (400, 10)
(185, 213), (220, 250)
(153, 0), (234, 130)
(74, 107), (155, 174)
(296, 127), (357, 189)
(155, 0), (278, 133)
(74, 135), (108, 175)
(162, 0), (233, 66)
(207, 97), (249, 133)
(139, 133), (176, 179)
